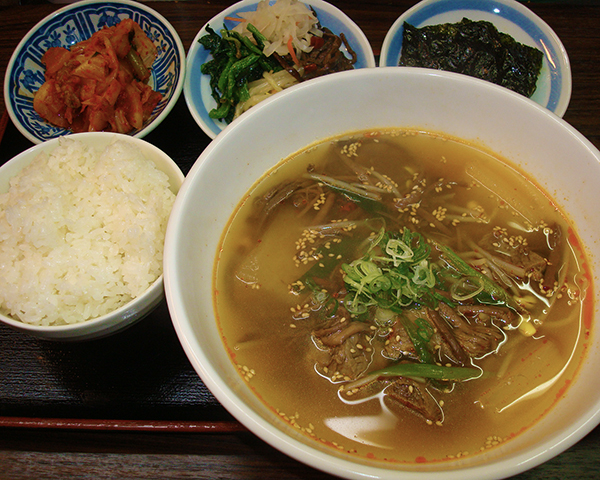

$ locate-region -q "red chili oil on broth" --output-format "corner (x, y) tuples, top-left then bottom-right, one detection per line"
(213, 129), (592, 464)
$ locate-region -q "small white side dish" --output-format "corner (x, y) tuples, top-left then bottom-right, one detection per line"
(380, 0), (571, 117)
(0, 132), (184, 341)
(184, 0), (376, 139)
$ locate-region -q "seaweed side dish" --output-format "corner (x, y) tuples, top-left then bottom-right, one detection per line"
(400, 18), (543, 97)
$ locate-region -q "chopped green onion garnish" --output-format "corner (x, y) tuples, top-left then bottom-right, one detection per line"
(342, 227), (437, 313)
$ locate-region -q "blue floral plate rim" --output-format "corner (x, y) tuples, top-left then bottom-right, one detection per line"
(4, 0), (185, 144)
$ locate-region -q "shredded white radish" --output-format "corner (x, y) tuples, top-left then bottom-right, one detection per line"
(232, 0), (322, 57)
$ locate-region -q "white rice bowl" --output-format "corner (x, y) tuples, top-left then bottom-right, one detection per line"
(0, 132), (183, 340)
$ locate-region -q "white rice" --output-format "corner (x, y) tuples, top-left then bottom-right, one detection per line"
(0, 138), (176, 326)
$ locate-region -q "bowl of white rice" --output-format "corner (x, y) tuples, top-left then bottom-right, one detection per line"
(0, 132), (184, 340)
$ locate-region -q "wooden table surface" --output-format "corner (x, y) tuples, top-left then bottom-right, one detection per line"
(1, 1), (600, 478)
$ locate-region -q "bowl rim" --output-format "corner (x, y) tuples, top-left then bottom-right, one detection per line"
(379, 0), (572, 117)
(0, 276), (165, 341)
(183, 0), (377, 139)
(0, 131), (184, 339)
(165, 67), (600, 479)
(3, 0), (186, 145)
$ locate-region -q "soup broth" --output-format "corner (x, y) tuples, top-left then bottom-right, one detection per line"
(214, 129), (592, 464)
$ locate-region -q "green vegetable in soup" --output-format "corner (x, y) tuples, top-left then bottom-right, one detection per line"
(369, 362), (483, 381)
(431, 238), (524, 313)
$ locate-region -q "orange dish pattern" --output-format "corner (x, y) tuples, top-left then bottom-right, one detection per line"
(33, 19), (162, 134)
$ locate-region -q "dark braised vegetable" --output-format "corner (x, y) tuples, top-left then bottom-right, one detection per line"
(400, 18), (543, 97)
(275, 27), (357, 81)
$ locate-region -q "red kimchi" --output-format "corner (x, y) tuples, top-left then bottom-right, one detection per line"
(33, 19), (162, 134)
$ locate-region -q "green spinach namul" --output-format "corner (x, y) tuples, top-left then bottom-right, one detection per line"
(199, 25), (282, 123)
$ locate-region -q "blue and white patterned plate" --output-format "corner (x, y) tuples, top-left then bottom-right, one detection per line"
(184, 0), (376, 139)
(4, 0), (185, 144)
(380, 0), (571, 117)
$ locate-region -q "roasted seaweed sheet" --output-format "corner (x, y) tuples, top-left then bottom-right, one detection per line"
(400, 18), (543, 97)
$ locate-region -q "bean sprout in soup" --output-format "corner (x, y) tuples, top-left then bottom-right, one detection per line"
(213, 129), (592, 464)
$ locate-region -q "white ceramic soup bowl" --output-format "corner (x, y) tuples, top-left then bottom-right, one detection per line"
(164, 67), (600, 479)
(0, 132), (184, 341)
